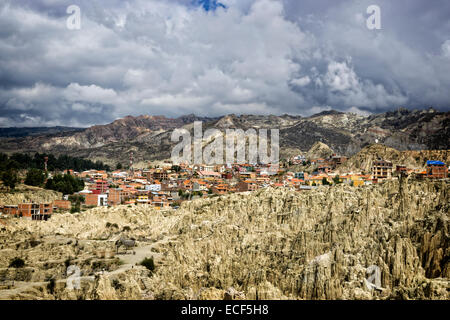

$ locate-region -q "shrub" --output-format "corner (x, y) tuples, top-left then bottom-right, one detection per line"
(111, 279), (123, 290)
(140, 257), (155, 273)
(70, 203), (81, 214)
(47, 278), (56, 294)
(9, 257), (25, 268)
(333, 175), (342, 184)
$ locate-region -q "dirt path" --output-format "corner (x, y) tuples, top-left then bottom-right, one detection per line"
(0, 235), (177, 299)
(110, 235), (176, 275)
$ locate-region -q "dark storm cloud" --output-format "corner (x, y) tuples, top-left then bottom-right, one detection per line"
(0, 0), (449, 127)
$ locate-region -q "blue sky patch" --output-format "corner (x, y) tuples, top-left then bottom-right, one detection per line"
(193, 0), (226, 11)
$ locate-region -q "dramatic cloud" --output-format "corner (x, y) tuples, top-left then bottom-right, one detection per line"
(0, 0), (449, 126)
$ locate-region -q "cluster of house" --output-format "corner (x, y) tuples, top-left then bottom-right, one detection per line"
(1, 154), (447, 220)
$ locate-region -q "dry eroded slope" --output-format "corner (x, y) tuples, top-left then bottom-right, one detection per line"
(0, 179), (448, 300)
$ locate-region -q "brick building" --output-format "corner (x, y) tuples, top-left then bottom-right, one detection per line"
(85, 194), (108, 207)
(94, 180), (109, 193)
(108, 188), (129, 206)
(372, 159), (393, 181)
(53, 200), (71, 210)
(426, 161), (448, 179)
(237, 180), (259, 192)
(16, 203), (53, 220)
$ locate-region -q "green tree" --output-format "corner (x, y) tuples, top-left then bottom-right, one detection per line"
(333, 175), (342, 185)
(322, 177), (330, 186)
(116, 162), (123, 170)
(1, 169), (18, 190)
(24, 168), (46, 187)
(45, 174), (84, 194)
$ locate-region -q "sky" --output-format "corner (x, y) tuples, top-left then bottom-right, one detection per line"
(0, 0), (449, 127)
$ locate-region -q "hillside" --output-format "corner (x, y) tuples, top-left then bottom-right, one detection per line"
(0, 185), (62, 206)
(0, 179), (448, 300)
(306, 142), (335, 159)
(339, 144), (450, 173)
(0, 108), (448, 165)
(0, 127), (83, 138)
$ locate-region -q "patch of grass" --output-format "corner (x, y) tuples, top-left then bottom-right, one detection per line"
(91, 260), (106, 270)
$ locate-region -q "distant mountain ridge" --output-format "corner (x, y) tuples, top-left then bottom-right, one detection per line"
(0, 108), (448, 165)
(0, 126), (83, 138)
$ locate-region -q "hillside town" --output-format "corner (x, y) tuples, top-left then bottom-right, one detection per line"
(1, 150), (448, 221)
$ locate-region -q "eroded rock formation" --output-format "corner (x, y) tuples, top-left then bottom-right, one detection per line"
(0, 179), (448, 300)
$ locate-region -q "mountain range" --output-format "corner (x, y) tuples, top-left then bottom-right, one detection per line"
(0, 108), (448, 166)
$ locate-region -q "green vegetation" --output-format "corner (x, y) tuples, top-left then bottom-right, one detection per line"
(70, 203), (81, 214)
(1, 169), (18, 190)
(68, 194), (84, 213)
(333, 175), (342, 185)
(24, 168), (46, 187)
(45, 174), (84, 195)
(322, 177), (331, 186)
(140, 257), (155, 273)
(9, 257), (25, 268)
(0, 152), (110, 172)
